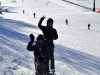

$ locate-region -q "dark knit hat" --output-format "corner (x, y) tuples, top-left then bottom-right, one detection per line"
(47, 18), (54, 24)
(37, 34), (44, 40)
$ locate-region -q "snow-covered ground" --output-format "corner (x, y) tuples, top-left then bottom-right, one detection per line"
(0, 0), (100, 75)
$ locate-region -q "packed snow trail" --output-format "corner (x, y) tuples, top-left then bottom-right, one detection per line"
(0, 0), (100, 75)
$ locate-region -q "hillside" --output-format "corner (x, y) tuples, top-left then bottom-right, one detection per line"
(0, 0), (100, 75)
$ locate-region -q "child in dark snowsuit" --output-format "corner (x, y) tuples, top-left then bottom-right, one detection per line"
(27, 34), (54, 75)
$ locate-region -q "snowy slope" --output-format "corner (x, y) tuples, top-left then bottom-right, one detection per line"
(64, 0), (100, 11)
(0, 0), (100, 75)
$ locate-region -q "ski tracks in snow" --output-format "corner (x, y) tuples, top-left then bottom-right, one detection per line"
(54, 44), (100, 75)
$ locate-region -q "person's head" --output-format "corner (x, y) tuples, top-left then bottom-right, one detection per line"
(47, 18), (54, 27)
(37, 34), (44, 44)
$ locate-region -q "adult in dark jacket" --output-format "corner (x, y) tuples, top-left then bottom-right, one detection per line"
(27, 34), (54, 74)
(38, 16), (58, 72)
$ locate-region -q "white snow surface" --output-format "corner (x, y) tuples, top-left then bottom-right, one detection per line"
(0, 0), (100, 75)
(65, 0), (100, 11)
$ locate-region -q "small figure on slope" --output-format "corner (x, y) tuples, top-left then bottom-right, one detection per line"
(88, 23), (91, 30)
(33, 13), (36, 18)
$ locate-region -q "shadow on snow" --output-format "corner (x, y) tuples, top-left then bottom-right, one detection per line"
(55, 44), (100, 75)
(0, 17), (38, 73)
(0, 6), (18, 13)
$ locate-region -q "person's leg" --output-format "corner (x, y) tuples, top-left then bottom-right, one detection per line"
(50, 48), (55, 70)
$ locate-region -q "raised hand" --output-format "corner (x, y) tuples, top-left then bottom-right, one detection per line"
(41, 15), (46, 20)
(29, 34), (34, 42)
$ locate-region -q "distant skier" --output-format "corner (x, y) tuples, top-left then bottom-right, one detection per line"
(27, 34), (54, 75)
(0, 11), (2, 14)
(38, 16), (58, 73)
(46, 1), (49, 5)
(23, 10), (25, 14)
(33, 13), (36, 18)
(88, 23), (91, 30)
(65, 19), (68, 25)
(6, 9), (7, 12)
(0, 2), (1, 6)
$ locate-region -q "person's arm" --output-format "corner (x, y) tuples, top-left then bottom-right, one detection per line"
(53, 29), (58, 40)
(27, 41), (34, 51)
(27, 34), (34, 51)
(38, 16), (45, 30)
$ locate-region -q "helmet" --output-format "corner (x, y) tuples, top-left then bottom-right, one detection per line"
(47, 18), (54, 24)
(37, 34), (44, 41)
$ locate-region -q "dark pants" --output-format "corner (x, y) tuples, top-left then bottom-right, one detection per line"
(34, 56), (49, 74)
(49, 48), (54, 70)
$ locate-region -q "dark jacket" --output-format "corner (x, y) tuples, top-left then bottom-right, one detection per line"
(27, 40), (54, 63)
(38, 18), (58, 42)
(27, 40), (54, 57)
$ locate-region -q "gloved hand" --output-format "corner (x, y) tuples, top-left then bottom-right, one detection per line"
(29, 34), (34, 42)
(41, 15), (46, 20)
